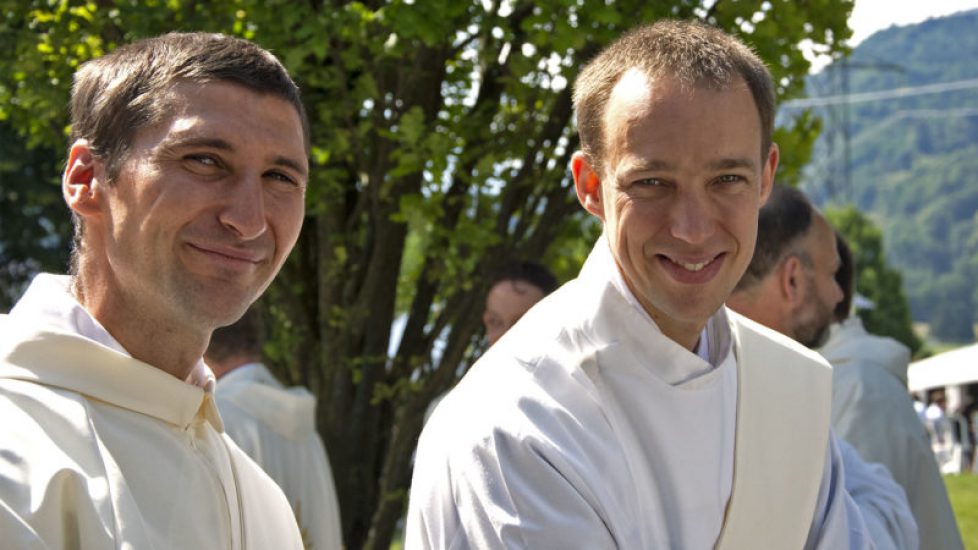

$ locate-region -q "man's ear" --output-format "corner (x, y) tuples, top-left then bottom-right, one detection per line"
(571, 151), (604, 220)
(63, 140), (104, 218)
(759, 143), (779, 206)
(779, 254), (807, 306)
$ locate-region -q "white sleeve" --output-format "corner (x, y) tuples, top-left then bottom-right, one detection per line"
(0, 498), (48, 550)
(837, 438), (919, 550)
(804, 433), (875, 550)
(406, 425), (618, 550)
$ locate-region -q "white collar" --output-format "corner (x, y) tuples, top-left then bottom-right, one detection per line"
(10, 273), (213, 389)
(601, 238), (730, 370)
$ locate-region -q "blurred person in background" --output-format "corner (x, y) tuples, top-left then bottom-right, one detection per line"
(728, 184), (920, 549)
(207, 306), (344, 550)
(482, 260), (558, 346)
(817, 233), (962, 550)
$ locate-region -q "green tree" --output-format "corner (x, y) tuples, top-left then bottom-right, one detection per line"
(825, 205), (922, 354)
(0, 2), (852, 547)
(0, 122), (68, 310)
(927, 272), (975, 343)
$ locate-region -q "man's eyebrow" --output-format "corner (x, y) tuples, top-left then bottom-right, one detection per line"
(617, 156), (759, 174)
(162, 136), (308, 177)
(705, 157), (758, 171)
(163, 136), (234, 152)
(615, 159), (675, 178)
(628, 159), (675, 172)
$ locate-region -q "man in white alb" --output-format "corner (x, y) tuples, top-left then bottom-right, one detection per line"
(207, 307), (345, 549)
(727, 184), (919, 549)
(407, 20), (875, 549)
(0, 33), (309, 548)
(820, 234), (963, 550)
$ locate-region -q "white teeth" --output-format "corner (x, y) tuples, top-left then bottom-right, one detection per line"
(677, 260), (709, 272)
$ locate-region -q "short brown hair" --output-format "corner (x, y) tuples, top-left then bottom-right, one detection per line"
(206, 306), (265, 365)
(71, 32), (308, 177)
(573, 19), (775, 174)
(491, 260), (559, 296)
(736, 184), (815, 292)
(833, 231), (856, 322)
(68, 32), (308, 275)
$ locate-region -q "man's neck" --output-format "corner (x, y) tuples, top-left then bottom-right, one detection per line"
(74, 274), (207, 381)
(608, 255), (706, 351)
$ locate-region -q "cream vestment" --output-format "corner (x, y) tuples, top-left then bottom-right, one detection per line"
(407, 241), (874, 549)
(216, 362), (344, 549)
(821, 317), (963, 550)
(0, 274), (303, 549)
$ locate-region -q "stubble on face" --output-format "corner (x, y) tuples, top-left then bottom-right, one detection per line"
(792, 277), (836, 348)
(595, 69), (774, 349)
(113, 86), (305, 325)
(71, 81), (307, 377)
(792, 217), (843, 349)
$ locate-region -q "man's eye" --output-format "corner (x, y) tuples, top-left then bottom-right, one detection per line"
(267, 171), (299, 187)
(187, 154), (218, 166)
(716, 174), (744, 184)
(633, 178), (663, 187)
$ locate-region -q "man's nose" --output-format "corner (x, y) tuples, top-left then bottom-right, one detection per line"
(831, 278), (844, 308)
(219, 174), (267, 241)
(669, 191), (716, 244)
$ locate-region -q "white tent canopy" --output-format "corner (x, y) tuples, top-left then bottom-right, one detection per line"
(908, 343), (978, 391)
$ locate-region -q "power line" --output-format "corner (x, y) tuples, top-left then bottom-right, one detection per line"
(781, 77), (978, 109)
(893, 107), (978, 119)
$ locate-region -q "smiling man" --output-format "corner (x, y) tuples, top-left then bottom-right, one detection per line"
(407, 21), (874, 549)
(0, 33), (308, 548)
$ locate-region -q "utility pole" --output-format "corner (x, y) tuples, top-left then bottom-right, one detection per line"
(823, 57), (905, 205)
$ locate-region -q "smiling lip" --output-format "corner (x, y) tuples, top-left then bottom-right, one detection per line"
(188, 243), (264, 265)
(658, 252), (725, 284)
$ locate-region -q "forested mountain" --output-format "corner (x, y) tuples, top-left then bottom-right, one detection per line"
(800, 9), (978, 342)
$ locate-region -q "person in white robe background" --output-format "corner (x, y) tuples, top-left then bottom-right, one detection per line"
(819, 234), (963, 550)
(206, 307), (345, 550)
(727, 184), (919, 549)
(0, 33), (310, 548)
(407, 20), (876, 549)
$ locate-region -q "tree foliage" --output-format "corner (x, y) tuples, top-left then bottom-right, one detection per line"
(0, 123), (67, 310)
(0, 1), (852, 547)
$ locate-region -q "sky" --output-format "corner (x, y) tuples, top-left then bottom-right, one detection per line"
(806, 0), (978, 71)
(849, 0), (978, 45)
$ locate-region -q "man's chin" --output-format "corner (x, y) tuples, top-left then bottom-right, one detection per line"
(180, 285), (257, 330)
(802, 325), (832, 349)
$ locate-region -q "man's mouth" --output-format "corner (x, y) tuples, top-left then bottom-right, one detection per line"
(666, 254), (720, 272)
(655, 251), (726, 284)
(674, 259), (711, 272)
(188, 243), (264, 265)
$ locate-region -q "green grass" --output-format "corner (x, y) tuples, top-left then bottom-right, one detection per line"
(946, 474), (978, 548)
